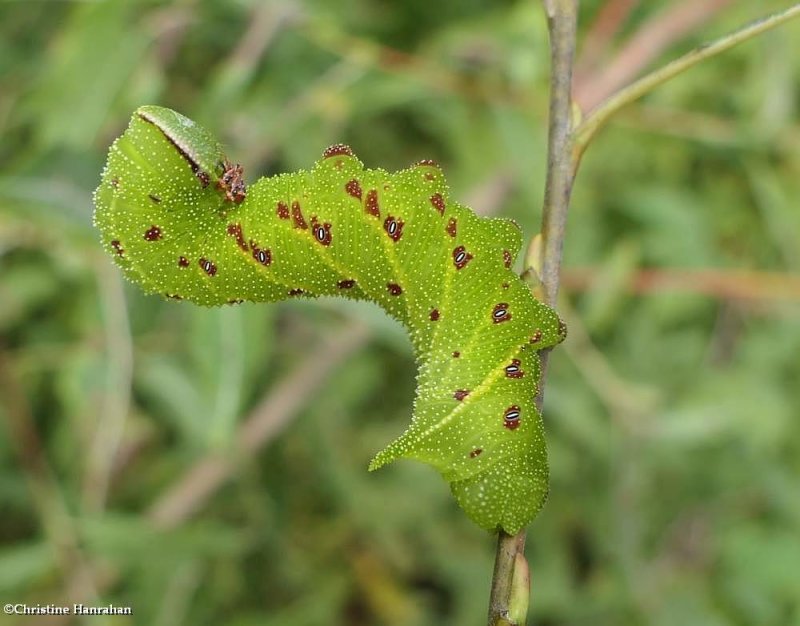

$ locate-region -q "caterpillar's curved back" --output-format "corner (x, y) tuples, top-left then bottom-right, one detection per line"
(93, 106), (565, 533)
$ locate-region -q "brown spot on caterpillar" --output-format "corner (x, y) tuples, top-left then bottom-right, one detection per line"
(337, 279), (356, 289)
(218, 159), (246, 204)
(453, 245), (473, 270)
(492, 303), (511, 323)
(469, 448), (483, 458)
(383, 215), (404, 241)
(424, 172), (435, 181)
(445, 217), (457, 237)
(276, 201), (290, 219)
(529, 329), (543, 344)
(110, 177), (119, 189)
(288, 288), (304, 296)
(311, 217), (332, 246)
(452, 351), (460, 358)
(558, 319), (568, 339)
(454, 390), (470, 401)
(365, 189), (380, 217)
(504, 406), (521, 430)
(387, 283), (403, 296)
(178, 256), (189, 267)
(199, 258), (217, 277)
(165, 294), (182, 300)
(345, 179), (363, 201)
(252, 246), (271, 266)
(323, 144), (354, 158)
(111, 240), (124, 256)
(503, 250), (512, 269)
(430, 308), (440, 321)
(144, 225), (162, 241)
(291, 201), (308, 229)
(505, 359), (524, 378)
(226, 223), (248, 251)
(430, 193), (445, 215)
(149, 194), (161, 204)
(196, 171), (211, 188)
(502, 282), (509, 289)
(228, 299), (244, 305)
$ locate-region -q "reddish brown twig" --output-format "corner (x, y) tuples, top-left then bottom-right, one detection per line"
(575, 0), (733, 112)
(574, 0), (640, 83)
(562, 267), (800, 302)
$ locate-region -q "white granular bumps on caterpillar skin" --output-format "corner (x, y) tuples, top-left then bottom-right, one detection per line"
(93, 105), (566, 533)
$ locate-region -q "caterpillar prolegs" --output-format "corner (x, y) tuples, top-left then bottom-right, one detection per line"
(93, 106), (566, 533)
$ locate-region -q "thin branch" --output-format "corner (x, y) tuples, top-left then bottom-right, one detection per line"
(538, 0), (579, 308)
(574, 0), (733, 112)
(487, 1), (578, 624)
(574, 4), (800, 158)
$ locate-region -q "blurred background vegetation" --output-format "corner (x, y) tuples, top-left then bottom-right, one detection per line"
(1, 1), (799, 624)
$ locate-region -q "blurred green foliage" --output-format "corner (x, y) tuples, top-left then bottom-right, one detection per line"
(1, 1), (799, 625)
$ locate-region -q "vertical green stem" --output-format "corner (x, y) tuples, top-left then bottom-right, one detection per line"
(487, 1), (578, 624)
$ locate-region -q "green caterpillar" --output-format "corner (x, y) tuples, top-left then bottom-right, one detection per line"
(93, 106), (565, 533)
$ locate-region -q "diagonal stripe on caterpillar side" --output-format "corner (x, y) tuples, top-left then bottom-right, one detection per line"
(93, 105), (566, 533)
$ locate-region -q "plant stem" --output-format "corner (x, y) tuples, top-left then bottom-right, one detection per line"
(488, 2), (800, 625)
(574, 3), (800, 158)
(486, 1), (578, 624)
(538, 0), (579, 308)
